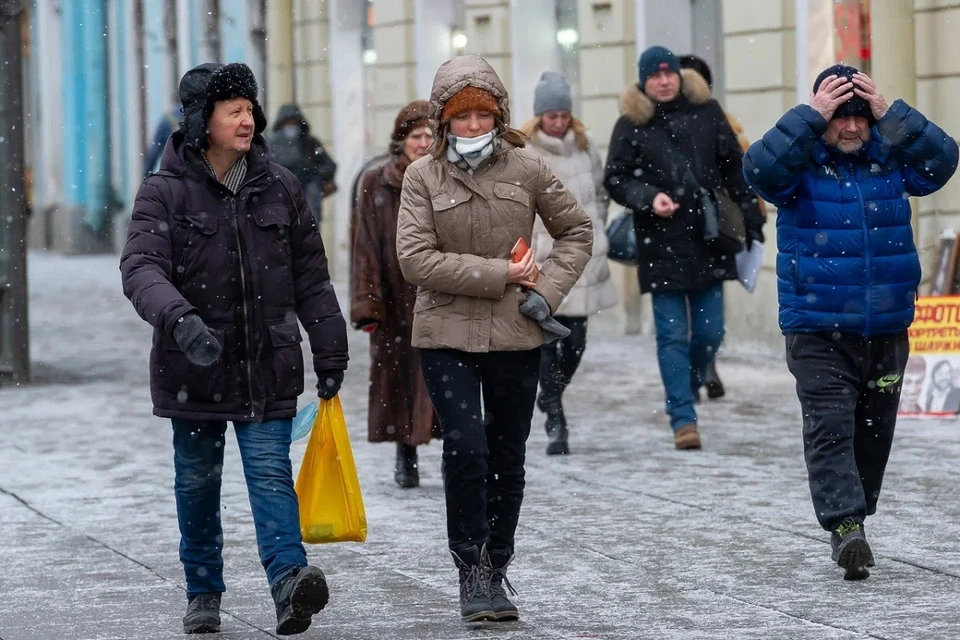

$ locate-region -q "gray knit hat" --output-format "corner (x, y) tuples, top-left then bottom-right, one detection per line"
(533, 71), (572, 116)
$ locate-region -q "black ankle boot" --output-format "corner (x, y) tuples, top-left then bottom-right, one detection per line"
(271, 565), (329, 635)
(451, 545), (494, 622)
(540, 399), (569, 456)
(705, 362), (725, 399)
(394, 443), (419, 488)
(183, 592), (221, 634)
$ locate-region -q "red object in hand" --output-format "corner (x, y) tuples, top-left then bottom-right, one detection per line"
(511, 237), (539, 283)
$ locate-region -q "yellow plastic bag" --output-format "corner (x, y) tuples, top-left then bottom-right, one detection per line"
(295, 396), (367, 544)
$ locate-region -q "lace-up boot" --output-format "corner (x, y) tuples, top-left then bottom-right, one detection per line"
(451, 545), (494, 622)
(484, 548), (519, 621)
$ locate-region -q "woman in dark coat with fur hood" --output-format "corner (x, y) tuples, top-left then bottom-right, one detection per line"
(604, 46), (763, 449)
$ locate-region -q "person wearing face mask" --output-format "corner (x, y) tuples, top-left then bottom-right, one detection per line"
(744, 64), (958, 580)
(350, 100), (441, 489)
(268, 104), (338, 223)
(519, 71), (617, 456)
(396, 55), (592, 622)
(604, 45), (764, 451)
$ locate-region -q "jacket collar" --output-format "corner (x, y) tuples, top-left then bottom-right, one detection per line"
(618, 68), (711, 126)
(382, 153), (411, 190)
(531, 128), (577, 157)
(159, 131), (272, 189)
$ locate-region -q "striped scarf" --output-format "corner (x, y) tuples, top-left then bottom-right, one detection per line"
(202, 152), (248, 194)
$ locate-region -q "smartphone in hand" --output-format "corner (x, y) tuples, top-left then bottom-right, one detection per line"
(511, 237), (539, 283)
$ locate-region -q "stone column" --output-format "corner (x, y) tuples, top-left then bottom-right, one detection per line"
(508, 0), (560, 127)
(328, 0), (365, 277)
(265, 0), (294, 119)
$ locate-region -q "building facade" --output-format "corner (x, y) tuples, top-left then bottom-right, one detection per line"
(21, 0), (960, 355)
(25, 0), (266, 255)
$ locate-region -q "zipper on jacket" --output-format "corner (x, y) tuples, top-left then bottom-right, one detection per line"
(231, 196), (257, 420)
(848, 167), (872, 336)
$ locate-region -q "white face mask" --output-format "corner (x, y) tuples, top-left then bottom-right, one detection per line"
(446, 131), (496, 169)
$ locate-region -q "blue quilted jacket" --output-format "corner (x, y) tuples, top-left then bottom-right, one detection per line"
(743, 100), (958, 336)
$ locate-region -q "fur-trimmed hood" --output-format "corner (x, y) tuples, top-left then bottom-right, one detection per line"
(618, 68), (711, 126)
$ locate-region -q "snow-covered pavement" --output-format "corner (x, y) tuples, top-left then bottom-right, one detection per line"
(1, 252), (959, 639)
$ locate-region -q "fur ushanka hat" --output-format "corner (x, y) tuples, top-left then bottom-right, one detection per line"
(179, 62), (268, 149)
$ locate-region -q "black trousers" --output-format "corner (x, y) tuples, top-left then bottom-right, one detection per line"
(420, 348), (540, 558)
(785, 331), (909, 531)
(538, 316), (588, 407)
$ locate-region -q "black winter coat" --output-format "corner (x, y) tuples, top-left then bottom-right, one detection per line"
(267, 104), (337, 189)
(120, 132), (349, 422)
(604, 69), (763, 293)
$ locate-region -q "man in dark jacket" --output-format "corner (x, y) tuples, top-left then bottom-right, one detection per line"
(267, 104), (337, 223)
(604, 45), (764, 450)
(744, 64), (958, 581)
(120, 62), (348, 635)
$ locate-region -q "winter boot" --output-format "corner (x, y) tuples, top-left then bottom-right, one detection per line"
(484, 549), (519, 621)
(272, 565), (329, 635)
(673, 425), (701, 450)
(451, 545), (495, 622)
(539, 397), (569, 456)
(395, 443), (420, 488)
(182, 592), (221, 634)
(705, 362), (726, 399)
(830, 517), (872, 580)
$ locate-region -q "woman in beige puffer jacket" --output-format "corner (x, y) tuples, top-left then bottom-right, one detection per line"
(520, 71), (618, 457)
(396, 55), (592, 623)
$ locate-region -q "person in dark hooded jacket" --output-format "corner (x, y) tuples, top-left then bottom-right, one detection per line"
(120, 63), (348, 635)
(268, 104), (338, 223)
(604, 45), (763, 450)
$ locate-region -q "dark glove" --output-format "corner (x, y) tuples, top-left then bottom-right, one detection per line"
(519, 291), (551, 322)
(317, 370), (344, 400)
(172, 313), (222, 367)
(520, 291), (571, 344)
(746, 226), (765, 249)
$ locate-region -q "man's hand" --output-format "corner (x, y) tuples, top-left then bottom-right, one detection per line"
(652, 192), (679, 218)
(172, 313), (222, 367)
(317, 370), (344, 400)
(809, 75), (854, 122)
(852, 73), (889, 121)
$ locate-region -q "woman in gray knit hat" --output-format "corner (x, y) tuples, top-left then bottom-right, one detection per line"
(521, 71), (617, 456)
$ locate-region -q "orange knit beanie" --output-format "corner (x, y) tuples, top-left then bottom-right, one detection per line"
(440, 86), (502, 123)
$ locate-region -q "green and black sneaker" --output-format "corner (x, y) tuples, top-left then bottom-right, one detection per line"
(830, 517), (872, 580)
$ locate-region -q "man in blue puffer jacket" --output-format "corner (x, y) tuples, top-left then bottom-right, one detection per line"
(744, 64), (958, 581)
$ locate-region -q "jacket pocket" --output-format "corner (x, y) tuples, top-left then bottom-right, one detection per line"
(173, 211), (220, 235)
(431, 189), (474, 213)
(493, 182), (531, 208)
(172, 212), (221, 286)
(158, 326), (230, 404)
(266, 320), (304, 400)
(251, 205), (294, 261)
(413, 289), (456, 313)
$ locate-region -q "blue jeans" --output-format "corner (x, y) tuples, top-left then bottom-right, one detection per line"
(651, 284), (725, 431)
(172, 419), (307, 596)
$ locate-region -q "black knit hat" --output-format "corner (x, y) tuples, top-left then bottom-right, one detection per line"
(179, 62), (268, 149)
(812, 64), (874, 123)
(638, 45), (680, 86)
